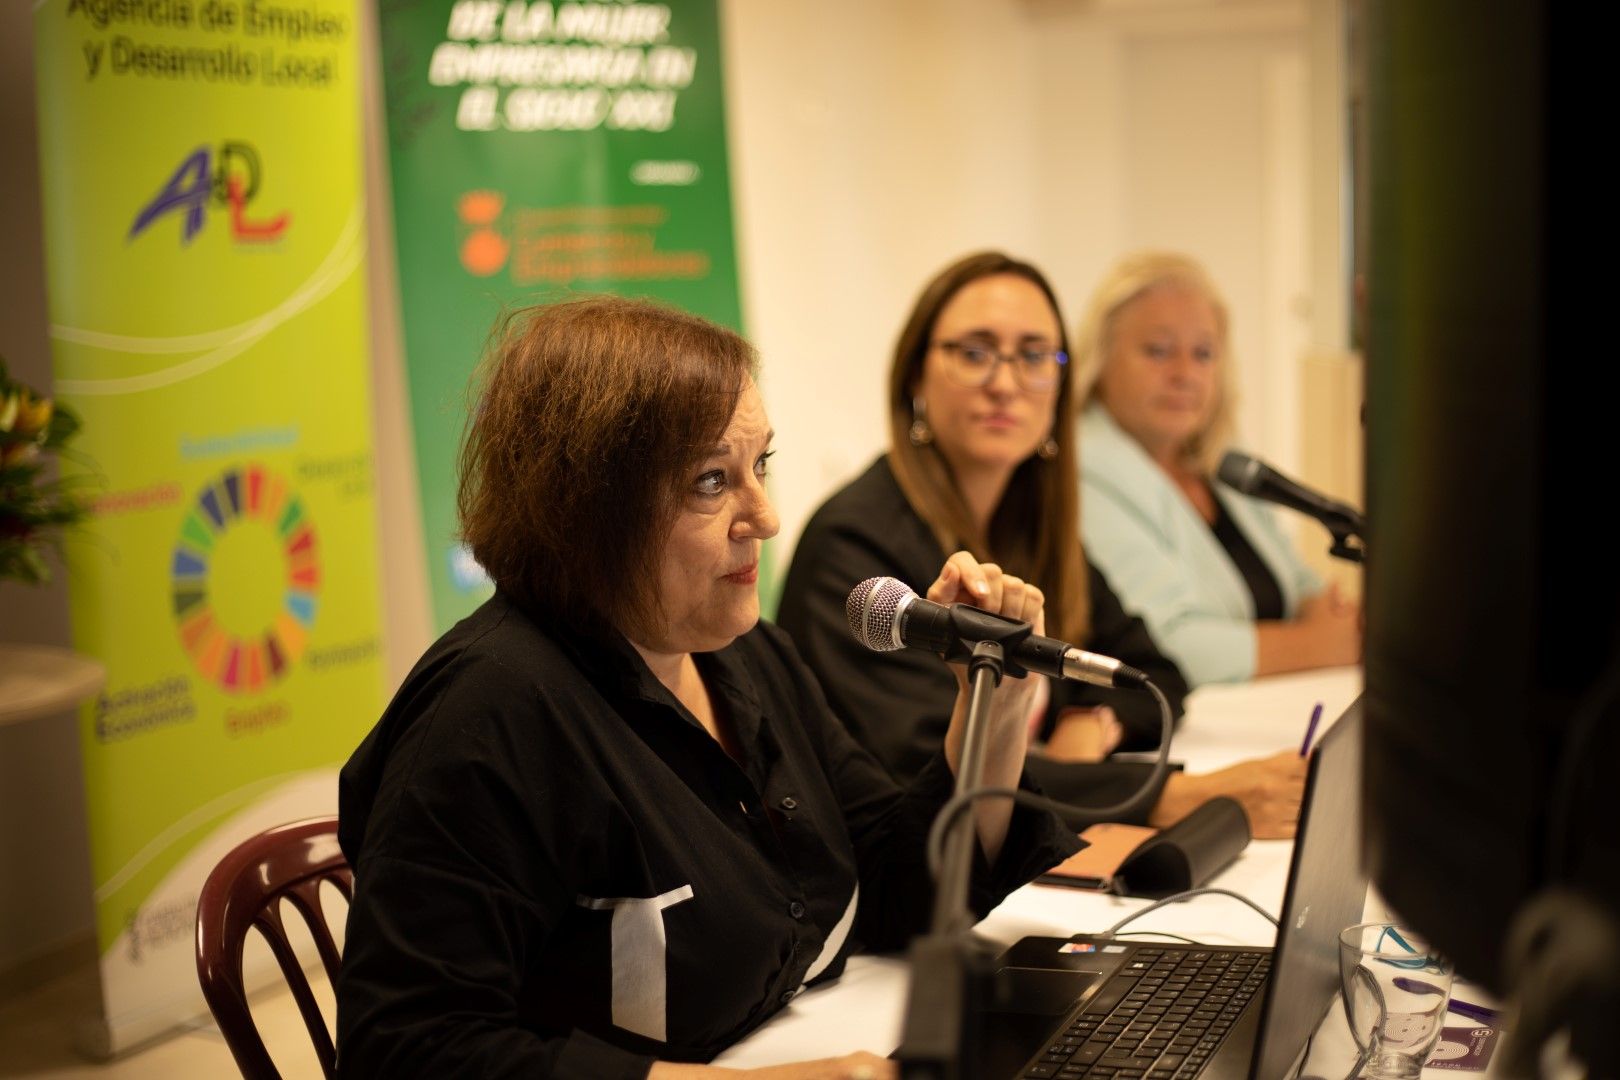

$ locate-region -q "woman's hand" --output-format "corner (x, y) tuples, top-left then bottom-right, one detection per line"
(741, 1052), (897, 1079)
(1256, 584), (1361, 676)
(928, 551), (1047, 745)
(650, 1051), (896, 1079)
(1298, 584), (1361, 665)
(1148, 750), (1307, 839)
(1043, 706), (1124, 763)
(929, 551), (1047, 864)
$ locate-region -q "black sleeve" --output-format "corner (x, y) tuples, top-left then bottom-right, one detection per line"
(777, 514), (960, 784)
(336, 660), (654, 1080)
(780, 513), (1185, 834)
(1049, 562), (1191, 752)
(760, 626), (1080, 951)
(1022, 755), (1179, 829)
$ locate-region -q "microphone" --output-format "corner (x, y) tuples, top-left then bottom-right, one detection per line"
(1217, 450), (1366, 536)
(845, 577), (1148, 689)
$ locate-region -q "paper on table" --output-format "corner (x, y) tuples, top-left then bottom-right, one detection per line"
(1427, 1025), (1500, 1071)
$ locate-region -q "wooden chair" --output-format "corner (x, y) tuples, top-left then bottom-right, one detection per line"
(195, 816), (352, 1079)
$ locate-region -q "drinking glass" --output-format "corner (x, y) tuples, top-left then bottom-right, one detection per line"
(1338, 922), (1454, 1079)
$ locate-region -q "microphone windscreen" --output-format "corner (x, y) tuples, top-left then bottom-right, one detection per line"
(1216, 450), (1262, 494)
(845, 576), (911, 652)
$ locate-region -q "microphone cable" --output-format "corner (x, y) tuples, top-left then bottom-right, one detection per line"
(924, 678), (1175, 886)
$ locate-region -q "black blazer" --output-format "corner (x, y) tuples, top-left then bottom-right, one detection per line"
(778, 456), (1191, 825)
(337, 592), (1077, 1076)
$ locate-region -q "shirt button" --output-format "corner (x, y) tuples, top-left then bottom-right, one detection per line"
(779, 988), (798, 1004)
(789, 901), (806, 919)
(780, 796), (798, 811)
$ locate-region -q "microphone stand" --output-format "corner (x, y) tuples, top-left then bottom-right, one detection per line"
(1317, 505), (1367, 564)
(1327, 526), (1365, 564)
(896, 639), (1005, 1079)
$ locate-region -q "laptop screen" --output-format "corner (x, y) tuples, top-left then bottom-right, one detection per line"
(1249, 699), (1367, 1079)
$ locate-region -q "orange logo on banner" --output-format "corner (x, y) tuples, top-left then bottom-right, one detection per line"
(458, 190), (509, 276)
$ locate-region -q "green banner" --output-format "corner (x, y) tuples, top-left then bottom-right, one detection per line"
(380, 0), (744, 629)
(34, 0), (383, 1052)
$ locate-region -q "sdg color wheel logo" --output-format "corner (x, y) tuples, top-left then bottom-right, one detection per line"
(171, 465), (319, 694)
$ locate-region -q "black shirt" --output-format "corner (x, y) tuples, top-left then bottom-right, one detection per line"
(1209, 500), (1286, 620)
(336, 593), (1079, 1077)
(777, 456), (1191, 826)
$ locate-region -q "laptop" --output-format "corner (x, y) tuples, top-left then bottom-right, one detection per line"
(976, 699), (1366, 1079)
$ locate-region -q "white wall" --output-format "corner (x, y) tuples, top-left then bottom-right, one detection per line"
(1029, 0), (1315, 476)
(723, 0), (1344, 586)
(721, 0), (1045, 604)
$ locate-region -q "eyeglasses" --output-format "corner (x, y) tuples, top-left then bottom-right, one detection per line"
(934, 339), (1068, 392)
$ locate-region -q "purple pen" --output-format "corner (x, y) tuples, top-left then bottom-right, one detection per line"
(1299, 702), (1324, 757)
(1446, 996), (1502, 1025)
(1391, 977), (1501, 1025)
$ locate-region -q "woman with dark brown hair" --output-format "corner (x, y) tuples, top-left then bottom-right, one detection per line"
(778, 252), (1306, 833)
(335, 295), (1079, 1079)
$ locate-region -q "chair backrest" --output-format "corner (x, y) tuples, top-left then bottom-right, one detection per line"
(196, 816), (352, 1080)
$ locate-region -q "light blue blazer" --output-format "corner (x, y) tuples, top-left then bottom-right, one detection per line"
(1078, 403), (1323, 687)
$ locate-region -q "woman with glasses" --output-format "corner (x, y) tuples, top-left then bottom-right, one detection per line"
(778, 252), (1305, 835)
(1073, 252), (1358, 688)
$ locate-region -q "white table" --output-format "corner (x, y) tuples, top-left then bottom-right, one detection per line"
(717, 668), (1490, 1074)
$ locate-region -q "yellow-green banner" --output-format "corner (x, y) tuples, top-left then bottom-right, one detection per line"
(34, 0), (382, 1052)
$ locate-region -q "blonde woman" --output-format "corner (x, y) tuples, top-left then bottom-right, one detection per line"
(1073, 252), (1358, 687)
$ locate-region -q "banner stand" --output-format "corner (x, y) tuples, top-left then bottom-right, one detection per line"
(34, 0), (386, 1052)
(378, 0), (747, 631)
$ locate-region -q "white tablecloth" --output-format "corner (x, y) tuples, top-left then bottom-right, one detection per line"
(715, 668), (1494, 1075)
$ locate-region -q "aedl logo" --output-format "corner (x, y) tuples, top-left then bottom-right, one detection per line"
(129, 141), (289, 246)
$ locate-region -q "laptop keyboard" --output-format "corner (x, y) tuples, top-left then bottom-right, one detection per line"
(1019, 947), (1272, 1079)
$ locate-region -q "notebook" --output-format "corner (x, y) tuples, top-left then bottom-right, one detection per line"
(975, 699), (1366, 1079)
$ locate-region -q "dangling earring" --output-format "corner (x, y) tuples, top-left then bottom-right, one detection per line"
(909, 396), (934, 446)
(1038, 435), (1059, 460)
